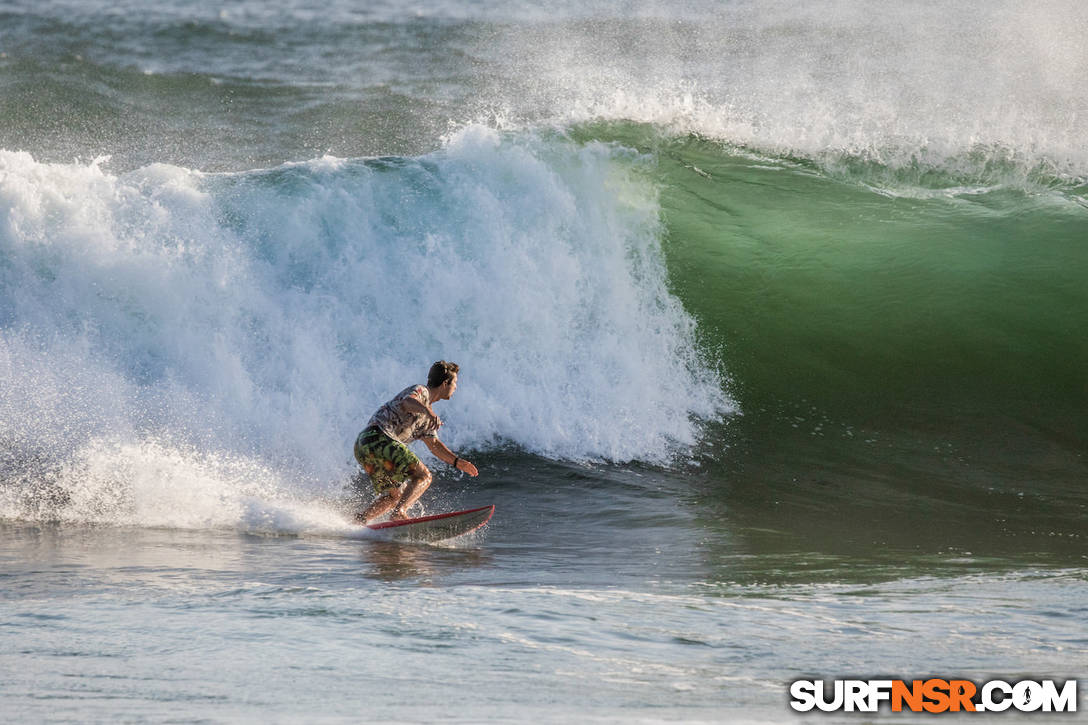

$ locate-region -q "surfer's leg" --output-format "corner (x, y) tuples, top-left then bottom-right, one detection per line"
(355, 488), (401, 523)
(352, 427), (421, 523)
(391, 462), (431, 519)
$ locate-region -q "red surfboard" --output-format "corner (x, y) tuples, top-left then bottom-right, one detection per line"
(364, 504), (494, 543)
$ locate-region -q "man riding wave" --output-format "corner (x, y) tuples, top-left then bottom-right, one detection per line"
(353, 361), (479, 523)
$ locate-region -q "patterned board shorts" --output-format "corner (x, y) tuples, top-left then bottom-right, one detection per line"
(354, 427), (421, 494)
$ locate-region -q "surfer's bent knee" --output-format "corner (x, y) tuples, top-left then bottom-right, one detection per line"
(409, 462), (431, 485)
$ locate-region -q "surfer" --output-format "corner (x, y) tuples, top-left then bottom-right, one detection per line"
(352, 361), (479, 523)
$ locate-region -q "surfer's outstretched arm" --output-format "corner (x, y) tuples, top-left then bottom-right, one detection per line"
(423, 437), (479, 477)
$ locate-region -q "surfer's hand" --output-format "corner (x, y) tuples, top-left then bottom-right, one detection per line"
(456, 459), (479, 477)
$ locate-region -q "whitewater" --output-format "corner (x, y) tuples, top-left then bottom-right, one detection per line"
(0, 129), (726, 529)
(1, 0), (1086, 721)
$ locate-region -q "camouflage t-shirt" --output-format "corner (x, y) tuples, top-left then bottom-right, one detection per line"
(366, 385), (440, 444)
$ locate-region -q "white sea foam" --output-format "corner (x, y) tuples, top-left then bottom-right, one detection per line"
(0, 128), (730, 527)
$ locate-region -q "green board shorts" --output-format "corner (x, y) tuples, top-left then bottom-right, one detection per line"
(354, 426), (421, 494)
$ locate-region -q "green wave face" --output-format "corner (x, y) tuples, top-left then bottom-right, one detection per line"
(578, 125), (1088, 422)
(567, 123), (1088, 556)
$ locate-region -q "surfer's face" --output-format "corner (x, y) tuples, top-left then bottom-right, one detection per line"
(440, 373), (458, 400)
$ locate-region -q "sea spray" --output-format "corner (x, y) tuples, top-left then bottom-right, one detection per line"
(481, 1), (1088, 184)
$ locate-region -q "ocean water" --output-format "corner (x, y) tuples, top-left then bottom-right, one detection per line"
(1, 0), (1086, 721)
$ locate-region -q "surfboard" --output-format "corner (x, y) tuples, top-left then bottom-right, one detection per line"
(364, 504), (494, 543)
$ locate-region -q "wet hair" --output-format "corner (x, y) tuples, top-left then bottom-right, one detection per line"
(427, 360), (459, 389)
